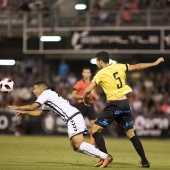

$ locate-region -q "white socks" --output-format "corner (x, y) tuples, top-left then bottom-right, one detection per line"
(78, 142), (108, 159)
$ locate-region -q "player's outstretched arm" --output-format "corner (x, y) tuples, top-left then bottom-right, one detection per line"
(15, 110), (48, 116)
(128, 57), (164, 71)
(8, 102), (40, 111)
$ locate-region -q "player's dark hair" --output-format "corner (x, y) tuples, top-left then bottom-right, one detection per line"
(34, 81), (49, 89)
(95, 51), (110, 63)
(82, 66), (91, 71)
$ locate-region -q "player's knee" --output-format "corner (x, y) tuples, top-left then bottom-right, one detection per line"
(125, 128), (135, 139)
(73, 141), (82, 151)
(73, 147), (78, 151)
(72, 143), (80, 151)
(70, 133), (84, 151)
(71, 140), (81, 151)
(92, 124), (103, 134)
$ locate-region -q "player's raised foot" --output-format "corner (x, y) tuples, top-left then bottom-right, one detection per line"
(100, 155), (113, 168)
(139, 161), (150, 168)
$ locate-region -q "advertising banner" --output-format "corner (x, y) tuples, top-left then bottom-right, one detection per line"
(164, 30), (170, 50)
(25, 27), (170, 54)
(0, 112), (13, 134)
(70, 28), (170, 53)
(1, 112), (170, 138)
(71, 30), (161, 50)
(134, 115), (170, 137)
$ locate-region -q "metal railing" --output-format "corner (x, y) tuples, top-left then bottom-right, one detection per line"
(0, 9), (170, 36)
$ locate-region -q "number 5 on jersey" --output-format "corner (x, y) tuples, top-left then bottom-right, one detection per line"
(113, 72), (122, 89)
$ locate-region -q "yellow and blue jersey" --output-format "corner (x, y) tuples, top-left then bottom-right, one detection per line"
(92, 63), (132, 100)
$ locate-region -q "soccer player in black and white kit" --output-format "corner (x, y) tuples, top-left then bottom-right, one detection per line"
(8, 81), (112, 168)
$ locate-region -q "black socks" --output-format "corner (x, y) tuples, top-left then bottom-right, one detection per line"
(92, 132), (108, 154)
(130, 136), (148, 163)
(92, 132), (148, 163)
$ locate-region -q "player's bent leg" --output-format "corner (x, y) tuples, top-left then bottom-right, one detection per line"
(91, 124), (113, 167)
(125, 128), (135, 139)
(125, 128), (150, 168)
(92, 123), (103, 133)
(71, 133), (109, 159)
(70, 133), (84, 151)
(92, 124), (108, 154)
(89, 120), (95, 145)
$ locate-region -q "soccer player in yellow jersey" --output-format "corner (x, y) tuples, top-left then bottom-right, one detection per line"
(83, 51), (164, 168)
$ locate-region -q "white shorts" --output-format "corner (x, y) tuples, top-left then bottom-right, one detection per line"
(67, 113), (88, 139)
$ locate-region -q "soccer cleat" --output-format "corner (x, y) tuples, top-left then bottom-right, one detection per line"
(94, 159), (104, 167)
(140, 161), (150, 168)
(100, 155), (113, 168)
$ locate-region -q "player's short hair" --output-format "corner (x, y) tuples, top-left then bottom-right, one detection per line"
(95, 51), (110, 63)
(82, 66), (91, 71)
(34, 81), (49, 89)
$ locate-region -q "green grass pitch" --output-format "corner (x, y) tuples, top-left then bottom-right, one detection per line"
(0, 135), (170, 170)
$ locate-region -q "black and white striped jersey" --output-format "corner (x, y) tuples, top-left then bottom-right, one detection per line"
(35, 89), (79, 122)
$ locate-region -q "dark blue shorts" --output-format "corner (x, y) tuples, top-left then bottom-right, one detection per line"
(95, 99), (133, 130)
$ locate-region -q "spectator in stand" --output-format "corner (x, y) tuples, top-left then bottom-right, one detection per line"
(122, 0), (132, 23)
(122, 6), (132, 22)
(19, 0), (30, 11)
(161, 96), (170, 115)
(89, 4), (101, 26)
(0, 0), (8, 10)
(130, 0), (138, 12)
(111, 0), (123, 11)
(67, 72), (77, 86)
(0, 0), (3, 9)
(58, 59), (70, 79)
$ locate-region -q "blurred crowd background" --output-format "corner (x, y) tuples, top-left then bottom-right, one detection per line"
(0, 0), (170, 118)
(1, 0), (170, 28)
(1, 0), (169, 11)
(0, 56), (170, 117)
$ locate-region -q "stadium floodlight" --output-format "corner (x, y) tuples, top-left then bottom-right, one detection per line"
(90, 58), (117, 64)
(75, 4), (87, 10)
(0, 59), (15, 66)
(40, 36), (61, 42)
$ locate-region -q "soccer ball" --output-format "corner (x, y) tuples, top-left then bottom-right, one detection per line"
(0, 78), (15, 93)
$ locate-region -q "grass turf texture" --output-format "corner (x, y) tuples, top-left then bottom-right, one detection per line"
(0, 135), (170, 170)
